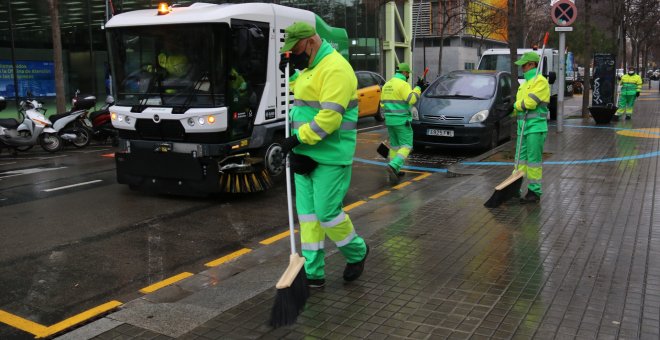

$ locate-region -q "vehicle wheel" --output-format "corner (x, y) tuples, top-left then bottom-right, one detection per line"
(39, 133), (62, 153)
(263, 140), (285, 177)
(70, 127), (91, 148)
(374, 106), (385, 122)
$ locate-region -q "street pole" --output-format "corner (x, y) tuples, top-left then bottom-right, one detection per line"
(7, 0), (21, 109)
(557, 31), (565, 133)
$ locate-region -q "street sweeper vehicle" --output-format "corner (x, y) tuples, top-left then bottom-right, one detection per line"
(106, 2), (349, 194)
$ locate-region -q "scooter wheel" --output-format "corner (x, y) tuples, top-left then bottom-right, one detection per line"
(70, 127), (91, 148)
(39, 133), (63, 153)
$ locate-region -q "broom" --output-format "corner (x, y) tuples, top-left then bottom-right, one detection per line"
(377, 66), (429, 159)
(484, 32), (549, 208)
(270, 55), (309, 328)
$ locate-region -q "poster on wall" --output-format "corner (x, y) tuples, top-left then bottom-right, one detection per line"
(0, 60), (56, 98)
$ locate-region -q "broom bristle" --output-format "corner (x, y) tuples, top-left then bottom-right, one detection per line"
(484, 176), (523, 208)
(270, 270), (309, 328)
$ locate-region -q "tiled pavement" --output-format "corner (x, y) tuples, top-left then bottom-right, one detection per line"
(70, 88), (660, 339)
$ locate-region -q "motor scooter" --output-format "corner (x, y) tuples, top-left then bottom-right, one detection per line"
(0, 96), (63, 153)
(48, 90), (95, 148)
(85, 95), (117, 145)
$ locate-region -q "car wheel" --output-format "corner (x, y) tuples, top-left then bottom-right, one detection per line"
(374, 105), (385, 122)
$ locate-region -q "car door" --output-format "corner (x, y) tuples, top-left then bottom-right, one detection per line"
(495, 74), (514, 140)
(356, 72), (381, 117)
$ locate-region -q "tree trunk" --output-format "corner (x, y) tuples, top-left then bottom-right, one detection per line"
(508, 0), (519, 140)
(437, 0), (446, 77)
(49, 0), (66, 113)
(581, 0), (592, 118)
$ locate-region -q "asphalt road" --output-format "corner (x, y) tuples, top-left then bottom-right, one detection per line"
(0, 118), (479, 339)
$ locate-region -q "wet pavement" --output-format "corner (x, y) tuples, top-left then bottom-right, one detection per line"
(0, 89), (660, 339)
(47, 86), (660, 339)
(0, 116), (467, 339)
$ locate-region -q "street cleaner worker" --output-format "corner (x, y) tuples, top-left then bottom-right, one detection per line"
(278, 22), (369, 288)
(616, 66), (642, 120)
(512, 52), (550, 204)
(380, 63), (422, 183)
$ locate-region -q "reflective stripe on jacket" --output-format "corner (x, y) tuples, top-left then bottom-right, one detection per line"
(380, 73), (421, 126)
(619, 73), (642, 95)
(289, 40), (358, 165)
(513, 68), (550, 135)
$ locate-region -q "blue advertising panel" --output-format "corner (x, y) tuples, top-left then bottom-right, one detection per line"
(0, 60), (56, 98)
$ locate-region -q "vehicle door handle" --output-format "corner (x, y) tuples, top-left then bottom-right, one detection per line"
(360, 94), (365, 97)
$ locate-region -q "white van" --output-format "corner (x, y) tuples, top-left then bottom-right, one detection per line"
(477, 48), (559, 119)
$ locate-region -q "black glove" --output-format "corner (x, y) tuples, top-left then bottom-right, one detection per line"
(636, 92), (640, 98)
(290, 153), (318, 175)
(416, 78), (428, 92)
(279, 54), (295, 77)
(280, 135), (300, 155)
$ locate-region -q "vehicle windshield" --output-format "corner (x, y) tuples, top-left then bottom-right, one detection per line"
(107, 24), (228, 108)
(478, 54), (523, 77)
(424, 73), (496, 99)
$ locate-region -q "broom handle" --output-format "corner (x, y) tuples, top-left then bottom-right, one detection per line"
(284, 55), (297, 255)
(515, 32), (549, 169)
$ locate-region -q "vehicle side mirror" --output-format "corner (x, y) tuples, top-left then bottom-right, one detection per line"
(547, 72), (557, 84)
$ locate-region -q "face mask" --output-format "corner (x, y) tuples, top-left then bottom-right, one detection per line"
(628, 71), (634, 75)
(291, 41), (311, 69)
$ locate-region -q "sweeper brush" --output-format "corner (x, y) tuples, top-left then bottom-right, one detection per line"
(217, 153), (276, 194)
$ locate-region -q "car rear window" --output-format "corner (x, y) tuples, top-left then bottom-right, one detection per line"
(425, 74), (496, 99)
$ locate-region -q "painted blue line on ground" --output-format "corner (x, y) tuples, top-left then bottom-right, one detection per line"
(353, 157), (448, 173)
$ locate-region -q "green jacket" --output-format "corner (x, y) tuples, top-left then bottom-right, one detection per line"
(619, 73), (642, 96)
(289, 40), (358, 165)
(380, 73), (421, 126)
(513, 68), (549, 135)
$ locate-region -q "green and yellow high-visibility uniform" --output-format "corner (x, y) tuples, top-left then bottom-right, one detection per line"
(289, 40), (367, 280)
(158, 53), (189, 77)
(616, 72), (642, 118)
(513, 68), (549, 196)
(380, 73), (421, 173)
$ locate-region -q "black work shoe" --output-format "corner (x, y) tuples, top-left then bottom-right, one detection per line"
(307, 278), (325, 288)
(344, 244), (369, 282)
(520, 190), (540, 204)
(387, 165), (401, 184)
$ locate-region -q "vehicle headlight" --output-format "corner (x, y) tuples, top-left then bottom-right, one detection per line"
(469, 110), (489, 123)
(412, 106), (419, 120)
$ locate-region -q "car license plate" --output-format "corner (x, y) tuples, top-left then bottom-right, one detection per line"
(427, 129), (454, 137)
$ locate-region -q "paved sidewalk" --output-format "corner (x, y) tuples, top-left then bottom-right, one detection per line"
(63, 87), (660, 340)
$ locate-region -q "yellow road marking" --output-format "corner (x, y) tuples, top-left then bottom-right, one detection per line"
(0, 300), (123, 338)
(260, 230), (297, 245)
(205, 248), (252, 267)
(393, 181), (412, 190)
(617, 128), (660, 139)
(369, 190), (391, 199)
(139, 272), (194, 294)
(344, 200), (366, 211)
(413, 173), (432, 181)
(38, 301), (122, 338)
(0, 310), (48, 337)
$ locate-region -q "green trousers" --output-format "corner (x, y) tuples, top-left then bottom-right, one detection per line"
(295, 164), (367, 280)
(616, 94), (637, 117)
(386, 123), (413, 173)
(516, 132), (546, 196)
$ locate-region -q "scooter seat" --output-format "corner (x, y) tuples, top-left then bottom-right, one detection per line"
(0, 118), (20, 129)
(49, 111), (72, 123)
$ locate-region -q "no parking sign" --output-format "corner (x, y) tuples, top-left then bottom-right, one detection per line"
(552, 0), (578, 26)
